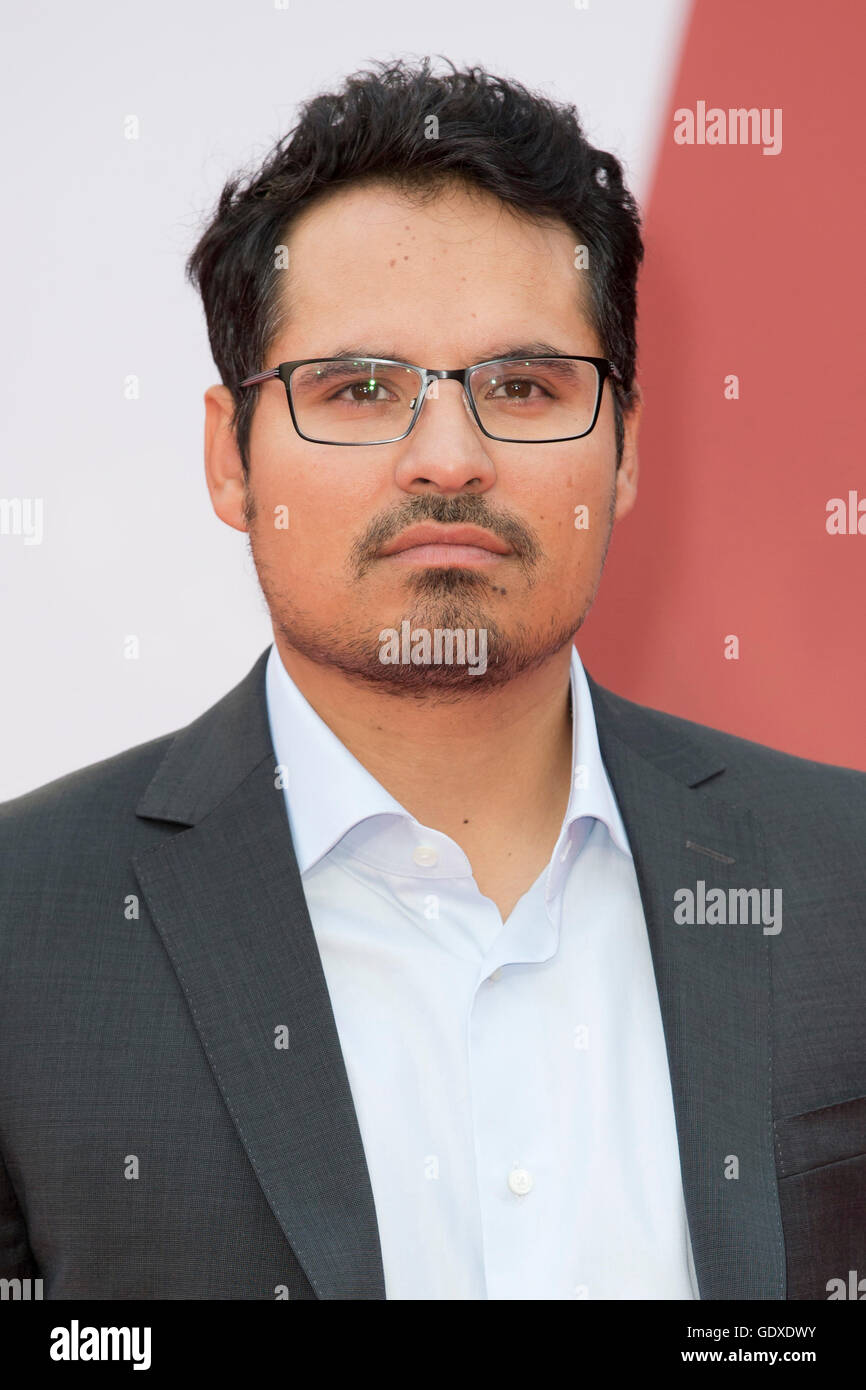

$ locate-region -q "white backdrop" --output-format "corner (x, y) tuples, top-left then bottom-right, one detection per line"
(0, 0), (689, 798)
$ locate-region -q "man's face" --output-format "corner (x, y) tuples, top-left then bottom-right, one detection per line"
(205, 178), (639, 695)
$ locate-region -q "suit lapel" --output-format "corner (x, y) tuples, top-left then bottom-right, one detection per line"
(587, 674), (786, 1300)
(133, 651), (386, 1300)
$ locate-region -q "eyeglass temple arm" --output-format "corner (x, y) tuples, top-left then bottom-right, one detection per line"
(239, 368), (281, 388)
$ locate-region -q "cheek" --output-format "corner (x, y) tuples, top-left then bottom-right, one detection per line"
(253, 454), (370, 556)
(519, 456), (611, 539)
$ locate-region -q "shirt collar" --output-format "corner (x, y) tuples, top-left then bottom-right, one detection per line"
(264, 641), (632, 880)
(265, 643), (407, 875)
(547, 638), (633, 900)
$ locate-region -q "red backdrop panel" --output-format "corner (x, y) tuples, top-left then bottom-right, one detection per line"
(578, 0), (866, 771)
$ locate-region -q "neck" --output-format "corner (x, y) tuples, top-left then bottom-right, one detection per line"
(272, 635), (576, 843)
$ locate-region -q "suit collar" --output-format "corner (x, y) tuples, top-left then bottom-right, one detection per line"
(135, 650), (731, 830)
(133, 648), (785, 1300)
(135, 649), (273, 826)
(585, 671), (729, 788)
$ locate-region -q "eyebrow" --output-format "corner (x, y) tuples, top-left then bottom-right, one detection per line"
(321, 339), (576, 365)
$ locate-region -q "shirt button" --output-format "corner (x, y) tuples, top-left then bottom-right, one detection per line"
(508, 1167), (534, 1196)
(412, 844), (438, 868)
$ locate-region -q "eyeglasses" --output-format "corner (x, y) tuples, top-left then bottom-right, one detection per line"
(239, 355), (622, 445)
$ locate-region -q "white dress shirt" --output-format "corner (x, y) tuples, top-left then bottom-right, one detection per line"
(265, 641), (698, 1300)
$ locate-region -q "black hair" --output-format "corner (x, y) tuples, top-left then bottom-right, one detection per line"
(185, 55), (644, 473)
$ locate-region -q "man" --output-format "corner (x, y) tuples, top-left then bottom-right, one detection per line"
(1, 57), (864, 1302)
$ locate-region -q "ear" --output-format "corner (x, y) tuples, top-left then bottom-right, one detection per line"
(614, 381), (641, 521)
(204, 384), (248, 533)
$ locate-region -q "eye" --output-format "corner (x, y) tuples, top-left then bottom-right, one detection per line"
(330, 377), (397, 404)
(486, 376), (550, 401)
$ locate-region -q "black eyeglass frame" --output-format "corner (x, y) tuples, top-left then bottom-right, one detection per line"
(238, 355), (623, 446)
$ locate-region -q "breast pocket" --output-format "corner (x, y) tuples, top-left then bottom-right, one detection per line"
(775, 1094), (866, 1299)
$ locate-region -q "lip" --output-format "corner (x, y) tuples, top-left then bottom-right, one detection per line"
(378, 523), (512, 565)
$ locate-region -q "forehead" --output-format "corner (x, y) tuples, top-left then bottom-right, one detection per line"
(274, 179), (599, 357)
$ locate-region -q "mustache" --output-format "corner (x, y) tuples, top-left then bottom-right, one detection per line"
(349, 494), (541, 575)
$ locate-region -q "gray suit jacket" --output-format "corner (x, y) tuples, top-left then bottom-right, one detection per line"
(1, 649), (865, 1300)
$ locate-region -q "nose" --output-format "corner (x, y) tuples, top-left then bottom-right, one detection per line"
(392, 377), (497, 495)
